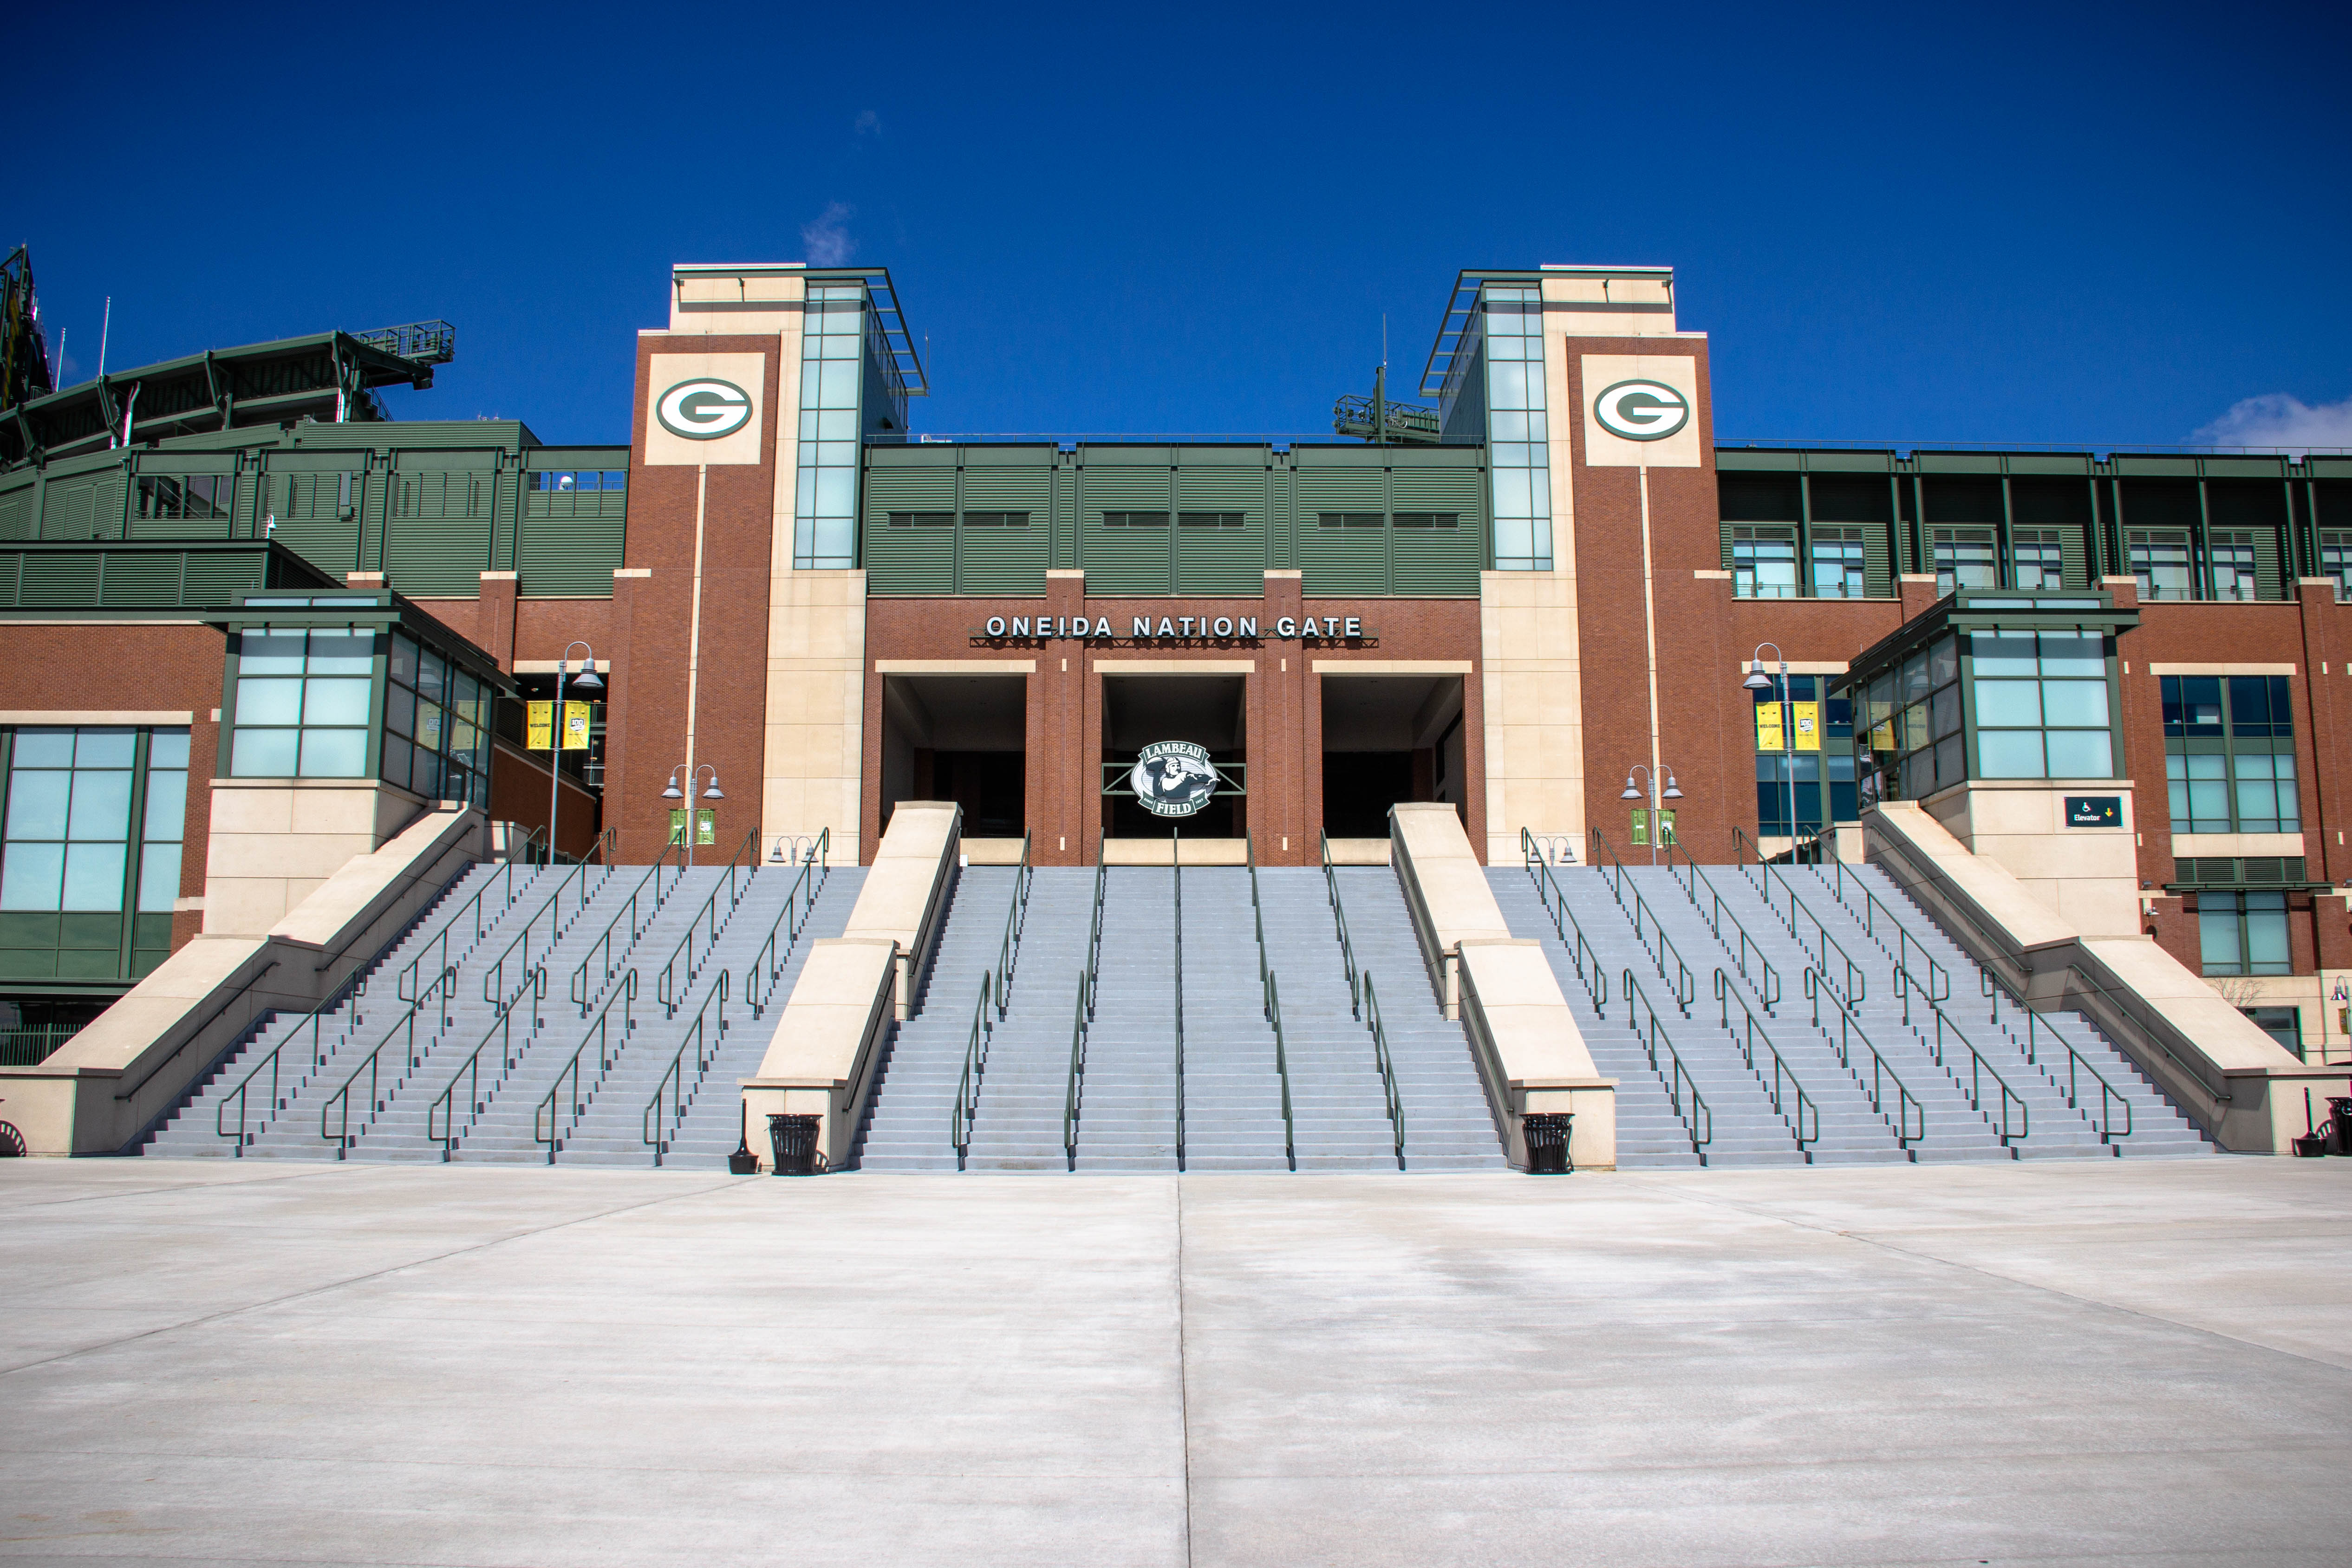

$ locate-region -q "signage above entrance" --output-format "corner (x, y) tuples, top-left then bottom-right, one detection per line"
(982, 612), (1366, 644)
(1130, 742), (1220, 817)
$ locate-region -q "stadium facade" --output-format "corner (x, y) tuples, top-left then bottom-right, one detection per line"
(1, 260), (2347, 1168)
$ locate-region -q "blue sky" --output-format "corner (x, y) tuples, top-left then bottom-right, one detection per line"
(20, 0), (2349, 450)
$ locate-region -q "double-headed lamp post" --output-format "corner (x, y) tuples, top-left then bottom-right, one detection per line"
(1619, 763), (1685, 866)
(663, 764), (724, 867)
(547, 642), (601, 864)
(1743, 642), (1798, 859)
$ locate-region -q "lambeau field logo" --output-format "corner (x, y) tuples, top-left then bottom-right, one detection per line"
(1592, 378), (1691, 441)
(1129, 742), (1220, 818)
(655, 378), (754, 440)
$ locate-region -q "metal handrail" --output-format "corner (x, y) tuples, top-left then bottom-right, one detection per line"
(743, 827), (831, 1015)
(950, 971), (998, 1168)
(1062, 968), (1094, 1171)
(654, 828), (761, 1017)
(1362, 972), (1405, 1169)
(1619, 966), (1713, 1158)
(1264, 968), (1297, 1171)
(1628, 881), (1696, 1015)
(1321, 832), (1362, 1016)
(994, 833), (1034, 1017)
(1805, 969), (1924, 1150)
(1909, 972), (2030, 1146)
(426, 966), (544, 1159)
(400, 859), (523, 1004)
(1659, 838), (1781, 1014)
(1173, 834), (1186, 1171)
(316, 963), (458, 1158)
(1794, 834), (1949, 1006)
(1712, 968), (1819, 1153)
(483, 855), (604, 1012)
(1588, 824), (1631, 903)
(643, 970), (730, 1166)
(1740, 846), (1868, 1012)
(1983, 968), (2133, 1143)
(566, 837), (687, 1016)
(1520, 827), (1609, 1012)
(537, 970), (636, 1162)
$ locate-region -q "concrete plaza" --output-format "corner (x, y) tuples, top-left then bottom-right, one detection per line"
(3, 1156), (2351, 1566)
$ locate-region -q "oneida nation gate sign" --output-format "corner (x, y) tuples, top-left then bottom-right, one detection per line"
(979, 612), (1367, 643)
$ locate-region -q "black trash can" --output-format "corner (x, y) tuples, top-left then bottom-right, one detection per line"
(768, 1113), (822, 1176)
(2328, 1099), (2352, 1157)
(1523, 1113), (1574, 1175)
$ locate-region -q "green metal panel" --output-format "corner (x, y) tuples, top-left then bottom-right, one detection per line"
(0, 552), (18, 602)
(1800, 451), (1896, 474)
(862, 462), (957, 595)
(98, 553), (183, 606)
(183, 550), (267, 604)
(1388, 463), (1485, 595)
(1292, 464), (1388, 594)
(2204, 457), (2286, 479)
(515, 513), (624, 598)
(2059, 524), (2090, 590)
(1714, 449), (1803, 472)
(2254, 526), (2284, 600)
(0, 485), (30, 540)
(1916, 453), (2003, 476)
(958, 462), (1055, 596)
(18, 551), (101, 605)
(2005, 455), (2091, 476)
(1076, 464), (1173, 595)
(384, 465), (495, 598)
(1173, 465), (1268, 595)
(2117, 456), (2200, 478)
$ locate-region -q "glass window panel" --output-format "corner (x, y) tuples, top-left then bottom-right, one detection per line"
(1902, 651), (1931, 700)
(238, 631), (306, 675)
(306, 632), (373, 675)
(1490, 412), (1531, 441)
(137, 843), (181, 913)
(6, 771), (70, 839)
(2274, 753), (2300, 829)
(2200, 898), (2245, 973)
(66, 772), (131, 840)
(417, 649), (447, 705)
(149, 729), (190, 769)
(386, 683), (416, 739)
(11, 729), (73, 768)
(1490, 514), (1534, 564)
(816, 358), (860, 408)
(73, 729), (136, 767)
(1978, 730), (2045, 778)
(388, 633), (418, 688)
(2040, 681), (2109, 727)
(235, 678), (303, 726)
(817, 410), (857, 440)
(302, 677), (372, 727)
(61, 842), (127, 910)
(2244, 891), (2290, 973)
(2012, 529), (2065, 590)
(415, 702), (445, 754)
(381, 735), (412, 790)
(1927, 636), (1958, 688)
(2176, 676), (2222, 735)
(2044, 729), (2113, 777)
(1974, 680), (2041, 727)
(1934, 734), (1966, 788)
(1487, 361), (1532, 410)
(2038, 635), (2104, 678)
(410, 749), (442, 798)
(1901, 751), (1933, 800)
(814, 467), (856, 516)
(1930, 684), (1963, 737)
(2226, 676), (2272, 735)
(1901, 701), (1930, 752)
(2167, 755), (2191, 832)
(1971, 633), (2038, 677)
(2131, 530), (2193, 600)
(142, 771), (187, 842)
(299, 729), (368, 778)
(230, 729), (300, 777)
(2184, 755), (2229, 831)
(0, 841), (64, 909)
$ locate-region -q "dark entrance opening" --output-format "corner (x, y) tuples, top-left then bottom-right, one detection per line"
(1102, 675), (1245, 840)
(1320, 673), (1465, 839)
(880, 674), (1026, 839)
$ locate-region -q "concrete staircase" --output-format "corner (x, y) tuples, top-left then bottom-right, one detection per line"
(146, 857), (863, 1169)
(856, 861), (1507, 1172)
(1490, 850), (2215, 1167)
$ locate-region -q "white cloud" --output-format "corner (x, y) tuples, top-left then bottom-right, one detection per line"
(854, 110), (882, 137)
(801, 202), (856, 266)
(2193, 392), (2352, 455)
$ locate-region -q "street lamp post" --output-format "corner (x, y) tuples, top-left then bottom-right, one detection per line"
(1744, 642), (1798, 862)
(663, 764), (724, 867)
(547, 642), (601, 865)
(1618, 763), (1685, 866)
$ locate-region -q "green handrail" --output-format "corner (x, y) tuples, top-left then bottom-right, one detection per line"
(643, 970), (730, 1166)
(1520, 827), (1610, 1013)
(426, 966), (543, 1160)
(537, 970), (637, 1163)
(401, 859), (524, 1003)
(569, 837), (688, 1016)
(1736, 843), (1869, 1011)
(654, 827), (761, 1016)
(1773, 827), (1950, 1005)
(994, 833), (1034, 1018)
(744, 828), (830, 1015)
(483, 855), (604, 1012)
(1804, 969), (1924, 1151)
(1062, 967), (1094, 1171)
(1981, 969), (2130, 1144)
(1362, 972), (1405, 1168)
(1660, 837), (1784, 1012)
(1618, 966), (1713, 1158)
(1712, 968), (1818, 1154)
(1320, 832), (1362, 1016)
(1264, 968), (1297, 1171)
(950, 971), (997, 1168)
(317, 963), (459, 1158)
(1909, 972), (2030, 1146)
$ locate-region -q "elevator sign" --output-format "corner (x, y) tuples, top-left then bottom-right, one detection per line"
(1130, 742), (1220, 818)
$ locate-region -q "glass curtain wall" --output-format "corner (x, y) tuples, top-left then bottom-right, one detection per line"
(793, 282), (865, 569)
(1483, 285), (1552, 572)
(2162, 676), (2298, 834)
(1969, 632), (2114, 779)
(1753, 676), (1856, 835)
(0, 726), (187, 980)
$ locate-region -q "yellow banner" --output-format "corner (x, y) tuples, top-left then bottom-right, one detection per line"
(526, 701), (554, 750)
(562, 700), (593, 751)
(1754, 703), (1785, 751)
(1792, 701), (1820, 753)
(1630, 808), (1648, 848)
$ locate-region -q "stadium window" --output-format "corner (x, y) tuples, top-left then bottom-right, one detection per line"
(135, 474), (233, 522)
(961, 512), (1029, 527)
(2320, 533), (2352, 601)
(1316, 513), (1383, 529)
(382, 632), (491, 807)
(1176, 512), (1243, 528)
(2011, 529), (2064, 590)
(886, 512), (954, 528)
(2199, 890), (2290, 976)
(2161, 674), (2297, 834)
(2130, 529), (2194, 601)
(1809, 527), (1865, 598)
(1932, 527), (1998, 593)
(228, 628), (375, 780)
(1391, 513), (1459, 529)
(1102, 511), (1168, 528)
(1731, 526), (1796, 599)
(2209, 531), (2259, 601)
(1971, 631), (2113, 781)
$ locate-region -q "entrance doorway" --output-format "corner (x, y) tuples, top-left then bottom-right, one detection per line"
(1321, 673), (1464, 839)
(880, 674), (1026, 839)
(1101, 674), (1245, 840)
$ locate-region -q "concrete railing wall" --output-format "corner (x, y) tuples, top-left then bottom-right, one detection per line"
(0, 805), (487, 1157)
(741, 802), (961, 1172)
(1863, 800), (2338, 1154)
(1389, 802), (1616, 1170)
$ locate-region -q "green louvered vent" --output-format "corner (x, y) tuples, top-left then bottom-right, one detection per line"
(98, 553), (184, 606)
(185, 552), (267, 605)
(958, 466), (1052, 595)
(40, 475), (111, 540)
(517, 512), (625, 597)
(19, 552), (102, 606)
(1173, 467), (1267, 595)
(1294, 467), (1389, 594)
(1078, 467), (1174, 595)
(0, 553), (18, 602)
(863, 463), (957, 594)
(385, 462), (496, 598)
(1388, 465), (1485, 594)
(0, 487), (31, 540)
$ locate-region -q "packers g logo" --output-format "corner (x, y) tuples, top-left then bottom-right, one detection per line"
(654, 378), (753, 440)
(1592, 379), (1691, 442)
